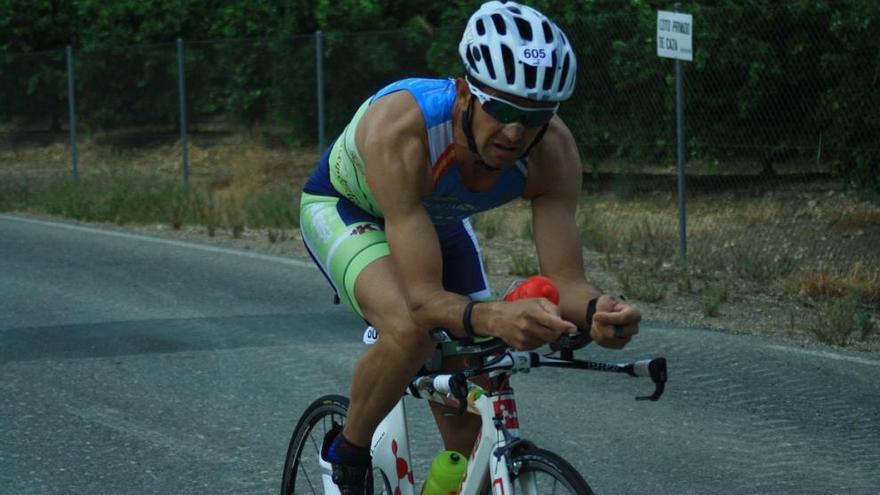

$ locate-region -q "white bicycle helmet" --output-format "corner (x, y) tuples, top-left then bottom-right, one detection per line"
(459, 1), (577, 102)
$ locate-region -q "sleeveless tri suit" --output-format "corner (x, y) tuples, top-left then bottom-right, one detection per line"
(300, 78), (530, 315)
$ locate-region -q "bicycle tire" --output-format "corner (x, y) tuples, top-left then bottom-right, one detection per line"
(280, 395), (393, 495)
(482, 447), (595, 495)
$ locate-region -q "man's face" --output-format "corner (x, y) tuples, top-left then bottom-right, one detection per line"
(465, 80), (558, 168)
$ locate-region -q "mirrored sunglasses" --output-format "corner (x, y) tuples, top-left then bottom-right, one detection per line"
(467, 80), (559, 128)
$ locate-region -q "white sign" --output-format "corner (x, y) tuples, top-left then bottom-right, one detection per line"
(657, 10), (693, 61)
(517, 44), (554, 67)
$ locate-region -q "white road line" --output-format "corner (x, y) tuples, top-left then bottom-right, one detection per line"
(0, 214), (313, 268)
(766, 344), (880, 367)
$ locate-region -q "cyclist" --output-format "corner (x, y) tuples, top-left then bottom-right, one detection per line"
(299, 2), (641, 493)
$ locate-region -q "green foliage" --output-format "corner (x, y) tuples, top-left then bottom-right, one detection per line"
(0, 175), (191, 224)
(508, 247), (538, 277)
(1, 1), (879, 192)
(246, 188), (299, 228)
(701, 281), (729, 317)
(470, 211), (503, 240)
(618, 262), (667, 303)
(817, 1), (880, 194)
(0, 174), (300, 231)
(810, 292), (877, 346)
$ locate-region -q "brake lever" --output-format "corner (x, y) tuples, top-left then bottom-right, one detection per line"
(449, 373), (470, 416)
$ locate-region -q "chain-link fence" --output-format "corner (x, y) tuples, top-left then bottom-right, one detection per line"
(1, 5), (878, 314)
(2, 10), (873, 184)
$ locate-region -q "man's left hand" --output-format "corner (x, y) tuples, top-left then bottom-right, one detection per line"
(589, 295), (641, 349)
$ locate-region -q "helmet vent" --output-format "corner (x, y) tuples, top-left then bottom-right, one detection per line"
(476, 19), (486, 36)
(481, 45), (497, 80)
(491, 14), (507, 35)
(524, 64), (537, 89)
(542, 22), (554, 43)
(472, 46), (482, 62)
(514, 17), (532, 41)
(507, 6), (522, 15)
(501, 44), (516, 84)
(542, 52), (556, 90)
(558, 54), (571, 93)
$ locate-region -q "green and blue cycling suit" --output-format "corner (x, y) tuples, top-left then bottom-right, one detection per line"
(300, 78), (530, 317)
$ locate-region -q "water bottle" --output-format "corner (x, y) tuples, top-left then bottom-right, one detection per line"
(503, 275), (559, 304)
(422, 450), (468, 495)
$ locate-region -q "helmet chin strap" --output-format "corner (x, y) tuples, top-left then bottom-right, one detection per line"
(461, 94), (551, 171)
(462, 95), (501, 171)
(520, 122), (549, 159)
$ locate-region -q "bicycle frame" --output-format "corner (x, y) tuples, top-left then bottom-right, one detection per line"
(370, 373), (523, 495)
(315, 348), (666, 495)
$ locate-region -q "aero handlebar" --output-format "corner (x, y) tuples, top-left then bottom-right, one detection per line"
(418, 350), (668, 403)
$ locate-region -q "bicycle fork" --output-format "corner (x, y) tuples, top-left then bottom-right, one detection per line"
(316, 401), (412, 495)
(372, 399), (416, 495)
(459, 389), (535, 495)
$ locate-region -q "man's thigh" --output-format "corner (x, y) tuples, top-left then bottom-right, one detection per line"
(300, 192), (389, 317)
(301, 194), (491, 321)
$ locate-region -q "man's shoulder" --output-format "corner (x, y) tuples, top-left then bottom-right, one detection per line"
(361, 91), (429, 149)
(370, 78), (456, 129)
(523, 117), (582, 198)
(530, 117), (578, 165)
(357, 91), (432, 190)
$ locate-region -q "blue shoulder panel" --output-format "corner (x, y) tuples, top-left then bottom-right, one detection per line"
(371, 78), (455, 128)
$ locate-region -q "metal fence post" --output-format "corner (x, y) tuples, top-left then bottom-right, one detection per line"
(316, 30), (325, 152)
(675, 2), (688, 268)
(177, 37), (189, 185)
(65, 45), (79, 181)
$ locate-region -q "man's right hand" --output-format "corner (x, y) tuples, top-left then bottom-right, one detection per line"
(479, 299), (577, 349)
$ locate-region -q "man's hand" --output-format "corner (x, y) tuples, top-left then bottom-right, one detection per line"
(590, 295), (641, 349)
(483, 299), (577, 350)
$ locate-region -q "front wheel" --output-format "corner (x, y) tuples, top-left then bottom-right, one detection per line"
(498, 447), (595, 495)
(280, 395), (392, 495)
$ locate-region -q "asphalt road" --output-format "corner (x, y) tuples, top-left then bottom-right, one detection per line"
(1, 213), (878, 494)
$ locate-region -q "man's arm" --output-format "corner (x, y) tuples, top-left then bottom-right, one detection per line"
(357, 93), (464, 328)
(359, 93), (573, 347)
(528, 119), (641, 348)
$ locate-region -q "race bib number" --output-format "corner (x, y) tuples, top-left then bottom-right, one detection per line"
(518, 44), (554, 67)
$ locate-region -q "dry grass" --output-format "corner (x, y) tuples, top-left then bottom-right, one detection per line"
(1, 132), (319, 189)
(783, 262), (880, 303)
(469, 190), (878, 347)
(809, 293), (877, 346)
(4, 135), (878, 346)
(1, 134), (314, 235)
(470, 191), (878, 304)
(829, 208), (880, 232)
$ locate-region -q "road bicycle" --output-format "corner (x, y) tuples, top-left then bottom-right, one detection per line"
(280, 324), (667, 495)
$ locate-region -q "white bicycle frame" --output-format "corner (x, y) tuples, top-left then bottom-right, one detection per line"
(313, 331), (665, 495)
(320, 349), (543, 495)
(370, 383), (532, 495)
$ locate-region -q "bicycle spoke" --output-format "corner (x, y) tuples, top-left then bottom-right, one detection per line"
(302, 433), (319, 494)
(509, 449), (592, 495)
(282, 396), (354, 495)
(309, 428), (321, 456)
(301, 459), (318, 494)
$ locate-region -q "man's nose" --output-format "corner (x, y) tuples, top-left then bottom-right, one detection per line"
(500, 121), (526, 142)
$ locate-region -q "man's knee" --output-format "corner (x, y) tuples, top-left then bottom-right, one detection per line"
(374, 313), (436, 358)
